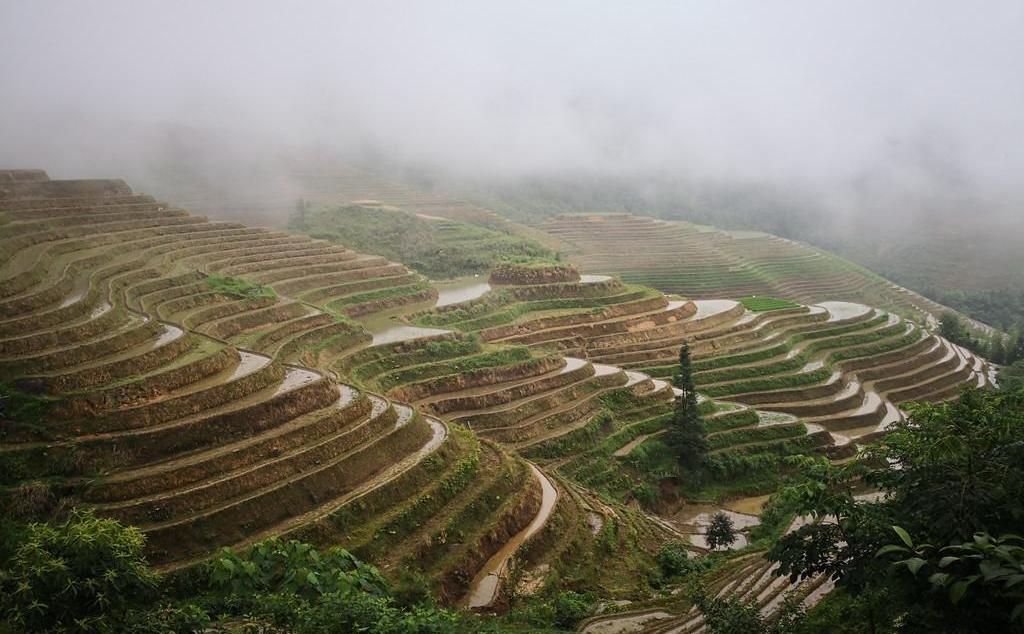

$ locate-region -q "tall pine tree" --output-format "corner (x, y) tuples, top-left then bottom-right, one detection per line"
(666, 343), (707, 469)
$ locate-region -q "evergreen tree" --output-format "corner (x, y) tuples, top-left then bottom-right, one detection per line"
(988, 332), (1007, 365)
(666, 343), (707, 469)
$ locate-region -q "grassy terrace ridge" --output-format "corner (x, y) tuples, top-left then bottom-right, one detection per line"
(202, 274), (276, 300)
(542, 212), (987, 333)
(290, 202), (555, 279)
(738, 295), (799, 311)
(414, 286), (657, 330)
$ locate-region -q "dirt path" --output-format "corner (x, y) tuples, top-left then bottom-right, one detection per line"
(464, 463), (559, 608)
(612, 429), (667, 457)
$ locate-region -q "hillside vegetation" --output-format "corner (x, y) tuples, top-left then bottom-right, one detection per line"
(292, 203), (554, 279)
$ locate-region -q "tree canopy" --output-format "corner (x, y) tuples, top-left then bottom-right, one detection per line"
(766, 388), (1024, 632)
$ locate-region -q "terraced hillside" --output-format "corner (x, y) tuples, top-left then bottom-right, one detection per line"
(542, 213), (990, 333)
(0, 170), (701, 609)
(0, 170), (995, 625)
(0, 171), (578, 606)
(410, 267), (991, 483)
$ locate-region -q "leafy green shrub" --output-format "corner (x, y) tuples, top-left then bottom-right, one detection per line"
(656, 540), (711, 578)
(206, 538), (387, 600)
(509, 590), (596, 630)
(121, 603), (210, 634)
(0, 509), (159, 633)
(550, 590), (595, 629)
(298, 591), (464, 634)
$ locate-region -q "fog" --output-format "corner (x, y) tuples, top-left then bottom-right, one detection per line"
(2, 1), (1023, 230)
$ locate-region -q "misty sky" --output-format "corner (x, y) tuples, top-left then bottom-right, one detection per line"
(2, 1), (1023, 220)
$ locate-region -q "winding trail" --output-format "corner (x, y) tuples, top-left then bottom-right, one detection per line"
(464, 463), (559, 608)
(613, 429), (667, 457)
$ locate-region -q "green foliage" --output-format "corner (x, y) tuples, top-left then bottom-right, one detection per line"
(203, 274), (276, 300)
(1001, 359), (1024, 392)
(738, 296), (799, 312)
(206, 537), (388, 600)
(656, 540), (711, 579)
(121, 603), (211, 634)
(868, 389), (1024, 541)
(419, 288), (654, 332)
(524, 411), (615, 459)
(0, 509), (159, 633)
(506, 590), (596, 630)
(706, 512), (737, 551)
(923, 285), (1024, 333)
(768, 388), (1024, 631)
(664, 344), (708, 470)
(939, 312), (977, 349)
(295, 591), (464, 634)
(877, 529), (1024, 624)
(295, 204), (553, 279)
(691, 586), (805, 634)
(345, 336), (481, 380)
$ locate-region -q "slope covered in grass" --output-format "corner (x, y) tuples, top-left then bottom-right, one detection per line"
(293, 204), (554, 279)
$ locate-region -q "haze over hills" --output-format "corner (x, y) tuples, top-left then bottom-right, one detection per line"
(2, 2), (1024, 632)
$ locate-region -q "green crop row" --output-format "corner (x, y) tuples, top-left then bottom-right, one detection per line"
(789, 313), (886, 343)
(702, 366), (832, 397)
(703, 408), (759, 434)
(349, 337), (482, 381)
(694, 354), (807, 385)
(806, 322), (907, 356)
(738, 296), (799, 312)
(707, 422), (806, 451)
(692, 344), (789, 372)
(375, 347), (533, 391)
(326, 280), (433, 309)
(828, 327), (924, 361)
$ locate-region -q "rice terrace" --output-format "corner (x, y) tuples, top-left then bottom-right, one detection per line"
(2, 3), (1023, 634)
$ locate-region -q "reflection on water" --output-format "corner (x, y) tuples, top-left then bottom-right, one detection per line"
(817, 301), (871, 322)
(370, 324), (450, 346)
(435, 278), (492, 307)
(356, 277), (495, 345)
(674, 502), (762, 551)
(692, 299), (738, 319)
